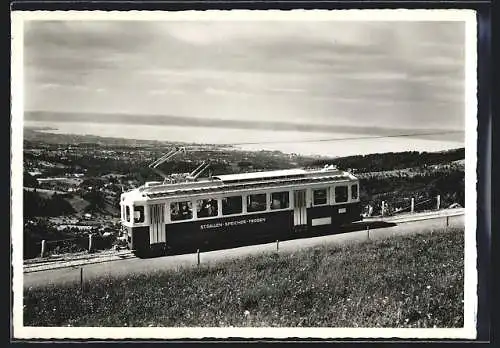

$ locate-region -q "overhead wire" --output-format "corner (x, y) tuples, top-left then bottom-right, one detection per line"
(205, 130), (465, 146)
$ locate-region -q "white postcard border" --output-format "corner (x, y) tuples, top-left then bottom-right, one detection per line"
(11, 9), (478, 340)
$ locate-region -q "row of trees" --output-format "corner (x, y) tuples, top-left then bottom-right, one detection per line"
(24, 190), (75, 217)
(310, 148), (464, 173)
(359, 170), (465, 214)
(23, 188), (111, 217)
(23, 218), (119, 259)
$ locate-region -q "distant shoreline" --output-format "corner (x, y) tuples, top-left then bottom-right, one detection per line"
(23, 120), (464, 158)
(23, 124), (184, 147)
(23, 124), (253, 153)
(24, 110), (465, 143)
(24, 126), (58, 131)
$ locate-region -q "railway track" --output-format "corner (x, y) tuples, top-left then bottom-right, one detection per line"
(23, 249), (136, 274)
(23, 208), (464, 275)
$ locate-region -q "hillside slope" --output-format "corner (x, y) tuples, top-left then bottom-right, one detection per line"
(24, 227), (464, 328)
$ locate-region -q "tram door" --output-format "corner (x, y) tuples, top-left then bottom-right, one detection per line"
(149, 204), (166, 244)
(293, 190), (307, 231)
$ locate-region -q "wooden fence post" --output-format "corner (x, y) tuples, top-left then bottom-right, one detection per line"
(411, 197), (415, 213)
(40, 240), (46, 258)
(366, 225), (370, 241)
(197, 249), (200, 266)
(276, 240), (279, 252)
(437, 195), (441, 210)
(80, 268), (84, 293)
(88, 234), (93, 253)
(381, 201), (385, 217)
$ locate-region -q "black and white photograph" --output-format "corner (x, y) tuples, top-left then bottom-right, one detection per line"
(11, 10), (477, 339)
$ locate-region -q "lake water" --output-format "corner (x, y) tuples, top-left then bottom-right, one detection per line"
(25, 121), (463, 157)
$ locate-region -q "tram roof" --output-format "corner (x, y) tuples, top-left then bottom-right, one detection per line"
(212, 168), (311, 183)
(126, 167), (358, 201)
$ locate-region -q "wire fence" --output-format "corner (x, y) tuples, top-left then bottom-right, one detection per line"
(25, 233), (121, 260)
(362, 194), (459, 218)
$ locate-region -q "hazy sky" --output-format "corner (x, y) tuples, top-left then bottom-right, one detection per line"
(24, 19), (466, 131)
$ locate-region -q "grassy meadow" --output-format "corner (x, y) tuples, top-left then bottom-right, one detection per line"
(24, 227), (464, 328)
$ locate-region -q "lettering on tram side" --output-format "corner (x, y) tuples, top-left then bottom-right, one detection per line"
(200, 217), (267, 230)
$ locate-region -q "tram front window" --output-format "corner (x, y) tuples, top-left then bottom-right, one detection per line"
(335, 186), (348, 203)
(313, 189), (328, 206)
(134, 206), (145, 223)
(351, 184), (358, 200)
(125, 206), (131, 222)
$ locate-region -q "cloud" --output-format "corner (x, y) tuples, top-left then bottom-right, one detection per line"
(149, 89), (186, 96)
(39, 83), (64, 90)
(204, 87), (252, 97)
(23, 19), (466, 132)
(267, 88), (306, 94)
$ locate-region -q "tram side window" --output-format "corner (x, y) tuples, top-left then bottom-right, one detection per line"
(134, 206), (145, 223)
(197, 198), (218, 218)
(351, 184), (359, 200)
(335, 186), (348, 203)
(271, 191), (289, 210)
(313, 189), (328, 205)
(222, 196), (242, 215)
(247, 193), (267, 212)
(125, 206), (131, 222)
(170, 201), (193, 221)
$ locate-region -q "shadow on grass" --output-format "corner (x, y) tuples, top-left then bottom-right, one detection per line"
(134, 220), (397, 259)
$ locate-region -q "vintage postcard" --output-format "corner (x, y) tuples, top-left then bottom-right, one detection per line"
(11, 9), (477, 340)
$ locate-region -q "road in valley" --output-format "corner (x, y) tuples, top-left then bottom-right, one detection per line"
(23, 210), (464, 289)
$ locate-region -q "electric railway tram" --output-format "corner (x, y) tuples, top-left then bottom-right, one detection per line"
(120, 148), (362, 255)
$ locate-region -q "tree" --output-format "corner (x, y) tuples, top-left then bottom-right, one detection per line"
(83, 190), (106, 213)
(49, 193), (75, 216)
(23, 172), (38, 188)
(23, 190), (75, 217)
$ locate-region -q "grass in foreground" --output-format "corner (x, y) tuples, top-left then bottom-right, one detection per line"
(24, 227), (464, 327)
